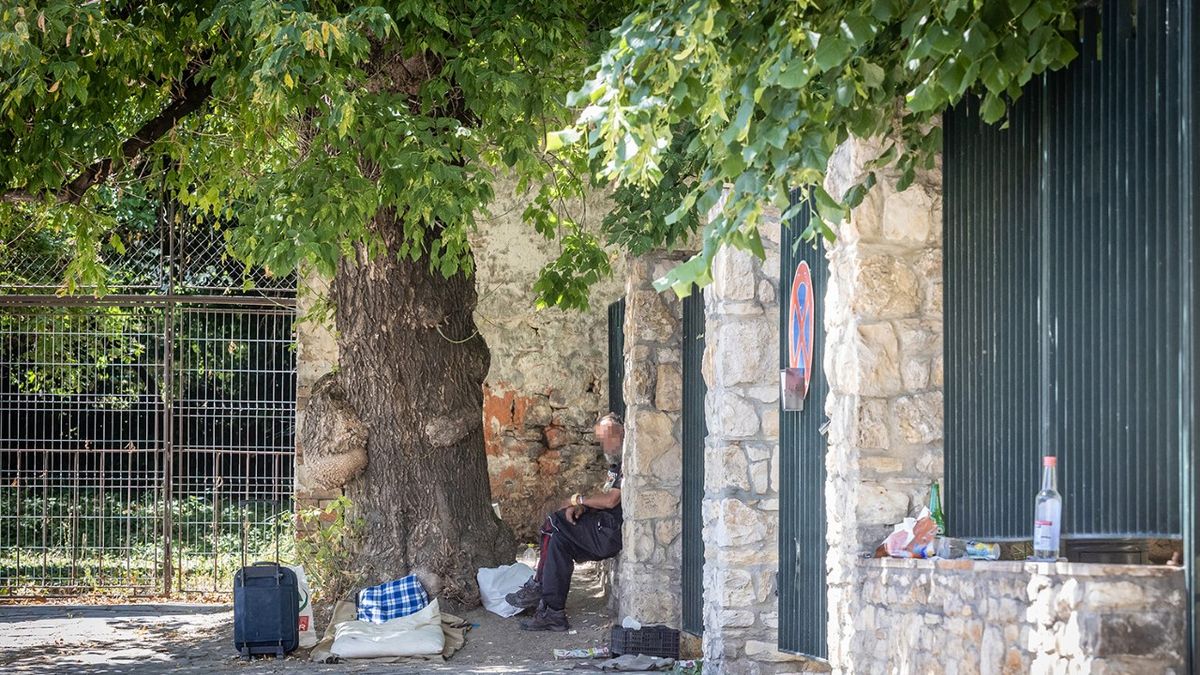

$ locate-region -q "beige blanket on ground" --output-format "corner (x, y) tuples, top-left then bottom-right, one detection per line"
(309, 600), (469, 663)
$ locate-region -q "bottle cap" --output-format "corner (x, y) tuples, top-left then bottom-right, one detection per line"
(1043, 456), (1057, 467)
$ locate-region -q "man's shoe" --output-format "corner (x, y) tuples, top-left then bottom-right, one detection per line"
(519, 602), (569, 632)
(505, 578), (542, 610)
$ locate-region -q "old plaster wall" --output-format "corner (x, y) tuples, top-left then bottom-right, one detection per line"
(700, 209), (823, 673)
(473, 179), (625, 540)
(293, 176), (624, 541)
(616, 251), (687, 626)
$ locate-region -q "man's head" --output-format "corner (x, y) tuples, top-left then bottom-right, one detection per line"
(594, 413), (624, 462)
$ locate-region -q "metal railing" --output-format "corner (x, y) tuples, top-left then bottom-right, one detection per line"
(0, 214), (297, 598)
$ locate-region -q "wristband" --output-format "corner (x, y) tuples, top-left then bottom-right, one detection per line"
(571, 493), (582, 507)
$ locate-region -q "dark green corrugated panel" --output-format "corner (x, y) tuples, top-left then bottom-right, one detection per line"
(944, 88), (1043, 539)
(945, 0), (1189, 540)
(608, 299), (626, 420)
(681, 288), (706, 635)
(778, 194), (828, 658)
(1185, 0), (1200, 666)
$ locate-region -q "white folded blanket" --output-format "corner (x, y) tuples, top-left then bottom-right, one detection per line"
(330, 598), (446, 659)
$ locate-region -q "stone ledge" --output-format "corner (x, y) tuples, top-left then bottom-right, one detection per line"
(865, 556), (1185, 578)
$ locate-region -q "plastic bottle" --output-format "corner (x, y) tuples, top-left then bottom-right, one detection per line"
(935, 536), (966, 559)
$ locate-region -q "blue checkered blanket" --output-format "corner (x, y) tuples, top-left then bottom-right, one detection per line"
(356, 575), (429, 623)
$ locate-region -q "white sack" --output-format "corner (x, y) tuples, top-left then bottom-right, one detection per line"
(286, 565), (318, 648)
(330, 598), (445, 659)
(477, 562), (534, 618)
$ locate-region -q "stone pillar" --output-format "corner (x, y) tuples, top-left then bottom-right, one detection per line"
(821, 137), (944, 673)
(701, 211), (818, 673)
(617, 252), (687, 625)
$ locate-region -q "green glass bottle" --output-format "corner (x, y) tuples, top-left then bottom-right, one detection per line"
(929, 481), (946, 535)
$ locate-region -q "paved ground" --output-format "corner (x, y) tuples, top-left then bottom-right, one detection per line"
(0, 565), (617, 674)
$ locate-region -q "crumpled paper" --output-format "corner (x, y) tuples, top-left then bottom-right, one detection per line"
(877, 507), (937, 558)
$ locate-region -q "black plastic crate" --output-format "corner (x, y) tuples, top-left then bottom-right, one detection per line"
(610, 624), (680, 659)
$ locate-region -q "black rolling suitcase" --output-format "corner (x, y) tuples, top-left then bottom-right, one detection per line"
(233, 504), (298, 660)
(233, 561), (299, 659)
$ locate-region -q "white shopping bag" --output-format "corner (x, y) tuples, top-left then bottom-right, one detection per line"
(287, 565), (319, 648)
(476, 562), (534, 618)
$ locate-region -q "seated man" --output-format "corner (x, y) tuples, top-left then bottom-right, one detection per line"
(506, 413), (624, 632)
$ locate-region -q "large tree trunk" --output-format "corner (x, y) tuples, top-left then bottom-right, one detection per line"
(332, 210), (514, 607)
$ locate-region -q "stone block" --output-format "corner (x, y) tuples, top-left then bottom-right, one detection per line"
(625, 361), (656, 406)
(655, 363), (682, 412)
(714, 567), (757, 608)
(881, 181), (935, 244)
(712, 246), (759, 301)
(655, 519), (682, 546)
(848, 255), (921, 319)
(627, 408), (680, 478)
(854, 482), (910, 526)
(629, 489), (680, 520)
(712, 393), (762, 439)
(1097, 613), (1177, 657)
(1082, 582), (1146, 611)
(628, 290), (679, 343)
(830, 322), (903, 398)
(860, 454), (904, 475)
(716, 609), (756, 629)
(707, 443), (751, 492)
(713, 499), (770, 548)
(744, 640), (805, 663)
(893, 392), (944, 445)
(750, 460), (770, 494)
(761, 407), (780, 439)
(711, 315), (778, 387)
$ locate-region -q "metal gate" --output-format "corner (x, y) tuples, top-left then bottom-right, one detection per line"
(778, 197), (829, 657)
(0, 214), (296, 597)
(681, 288), (707, 635)
(608, 299), (627, 420)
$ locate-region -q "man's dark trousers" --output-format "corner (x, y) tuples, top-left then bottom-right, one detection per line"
(538, 508), (622, 610)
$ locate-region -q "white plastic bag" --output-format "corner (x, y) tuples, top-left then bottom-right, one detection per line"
(476, 562), (534, 618)
(287, 565), (318, 648)
(330, 598), (445, 658)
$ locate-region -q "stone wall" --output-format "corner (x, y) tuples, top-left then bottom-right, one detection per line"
(857, 558), (1186, 673)
(617, 251), (687, 626)
(474, 179), (625, 540)
(293, 177), (624, 540)
(700, 209), (823, 673)
(821, 136), (945, 673)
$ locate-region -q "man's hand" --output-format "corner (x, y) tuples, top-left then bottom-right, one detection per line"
(563, 505), (585, 524)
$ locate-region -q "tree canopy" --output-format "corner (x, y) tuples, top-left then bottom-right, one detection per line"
(561, 0), (1081, 295)
(0, 1), (632, 304)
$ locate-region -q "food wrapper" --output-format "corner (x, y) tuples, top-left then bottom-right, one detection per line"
(878, 507), (938, 558)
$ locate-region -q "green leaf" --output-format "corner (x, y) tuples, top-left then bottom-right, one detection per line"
(813, 36), (854, 72)
(545, 128), (581, 152)
(861, 62), (886, 88)
(778, 60), (811, 89)
(980, 92), (1006, 124)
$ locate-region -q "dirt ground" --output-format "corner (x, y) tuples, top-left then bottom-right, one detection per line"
(0, 563), (619, 674)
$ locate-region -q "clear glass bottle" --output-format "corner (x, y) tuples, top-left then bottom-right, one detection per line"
(1033, 456), (1062, 561)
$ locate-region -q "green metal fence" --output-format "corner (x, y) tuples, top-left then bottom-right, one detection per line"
(681, 288), (707, 635)
(778, 195), (829, 658)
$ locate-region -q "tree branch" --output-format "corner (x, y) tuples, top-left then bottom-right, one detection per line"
(1, 63), (212, 206)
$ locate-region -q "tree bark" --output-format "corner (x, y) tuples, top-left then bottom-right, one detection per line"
(332, 210), (514, 607)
